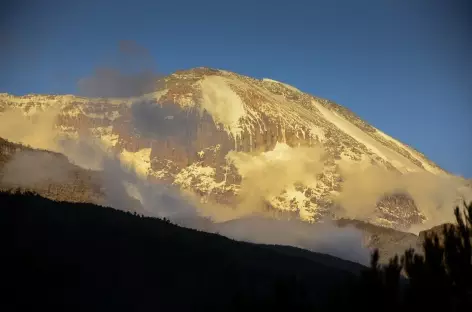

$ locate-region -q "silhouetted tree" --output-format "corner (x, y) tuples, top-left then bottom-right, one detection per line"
(363, 201), (472, 311)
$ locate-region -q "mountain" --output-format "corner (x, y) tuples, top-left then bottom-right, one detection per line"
(0, 67), (467, 233)
(0, 136), (419, 263)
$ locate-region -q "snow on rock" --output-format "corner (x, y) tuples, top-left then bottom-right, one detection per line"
(375, 129), (444, 175)
(227, 142), (326, 220)
(119, 148), (152, 178)
(173, 162), (225, 199)
(262, 78), (301, 93)
(199, 76), (246, 138)
(0, 67), (461, 231)
(311, 99), (425, 174)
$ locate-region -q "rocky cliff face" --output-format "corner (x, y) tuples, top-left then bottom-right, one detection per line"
(0, 67), (464, 232)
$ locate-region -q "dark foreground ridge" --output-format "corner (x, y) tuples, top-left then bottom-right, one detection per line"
(3, 190), (471, 311)
(1, 190), (365, 311)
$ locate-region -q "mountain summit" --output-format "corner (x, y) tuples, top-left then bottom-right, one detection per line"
(0, 67), (468, 231)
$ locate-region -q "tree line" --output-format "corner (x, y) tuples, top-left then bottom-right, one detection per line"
(359, 201), (472, 311)
(1, 188), (471, 311)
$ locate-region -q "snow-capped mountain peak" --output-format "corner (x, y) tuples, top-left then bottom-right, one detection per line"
(1, 67), (468, 231)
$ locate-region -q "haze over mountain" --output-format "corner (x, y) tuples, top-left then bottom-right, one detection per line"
(1, 67), (470, 264)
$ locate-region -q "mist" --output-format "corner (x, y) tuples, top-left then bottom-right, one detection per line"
(57, 136), (110, 171)
(77, 40), (160, 98)
(335, 159), (472, 233)
(0, 108), (370, 263)
(97, 149), (371, 265)
(0, 107), (62, 152)
(1, 150), (70, 187)
(214, 216), (370, 264)
(2, 107), (465, 260)
(1, 40), (469, 265)
(225, 142), (326, 220)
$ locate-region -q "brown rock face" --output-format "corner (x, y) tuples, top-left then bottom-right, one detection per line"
(376, 193), (425, 230)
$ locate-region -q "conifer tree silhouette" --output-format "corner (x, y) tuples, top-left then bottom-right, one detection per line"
(363, 201), (472, 310)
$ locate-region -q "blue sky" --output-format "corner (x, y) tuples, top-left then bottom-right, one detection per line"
(1, 0), (471, 177)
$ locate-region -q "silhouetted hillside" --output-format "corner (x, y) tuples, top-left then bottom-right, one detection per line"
(1, 191), (364, 311)
(0, 138), (105, 203)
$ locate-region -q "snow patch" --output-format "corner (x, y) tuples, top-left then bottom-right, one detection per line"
(149, 160), (175, 179)
(101, 133), (119, 147)
(173, 93), (195, 108)
(375, 129), (443, 175)
(309, 126), (326, 142)
(227, 142), (325, 219)
(153, 89), (169, 102)
(123, 181), (144, 204)
(119, 148), (152, 177)
(262, 78), (301, 93)
(199, 76), (246, 138)
(89, 126), (119, 147)
(311, 99), (424, 173)
(173, 162), (224, 196)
